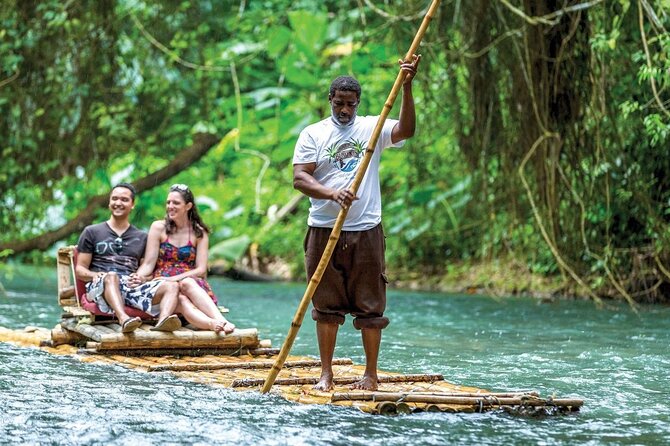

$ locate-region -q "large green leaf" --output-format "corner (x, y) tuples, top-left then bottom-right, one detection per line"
(209, 235), (252, 263)
(266, 26), (291, 57)
(287, 10), (327, 54)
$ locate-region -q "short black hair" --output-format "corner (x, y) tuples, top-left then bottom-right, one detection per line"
(329, 76), (361, 99)
(112, 182), (137, 201)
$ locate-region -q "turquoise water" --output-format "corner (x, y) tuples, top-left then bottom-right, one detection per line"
(1, 267), (669, 445)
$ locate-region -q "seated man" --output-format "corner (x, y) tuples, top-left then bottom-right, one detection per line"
(75, 182), (181, 333)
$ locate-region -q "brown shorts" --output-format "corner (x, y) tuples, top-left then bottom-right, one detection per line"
(304, 224), (389, 330)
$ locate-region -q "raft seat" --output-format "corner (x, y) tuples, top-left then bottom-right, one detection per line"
(64, 247), (152, 320)
(52, 245), (270, 355)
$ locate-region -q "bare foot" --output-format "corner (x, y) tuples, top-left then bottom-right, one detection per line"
(222, 320), (235, 334)
(349, 375), (378, 391)
(313, 373), (334, 392)
(212, 320), (235, 334)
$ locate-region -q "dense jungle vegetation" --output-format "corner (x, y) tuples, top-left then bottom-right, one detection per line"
(1, 1), (669, 304)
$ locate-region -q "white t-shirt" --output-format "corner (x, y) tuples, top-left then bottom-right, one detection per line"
(293, 115), (404, 231)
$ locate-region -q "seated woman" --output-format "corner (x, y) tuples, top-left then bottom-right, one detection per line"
(136, 183), (235, 334)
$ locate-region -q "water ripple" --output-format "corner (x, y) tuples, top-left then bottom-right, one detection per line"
(1, 276), (670, 445)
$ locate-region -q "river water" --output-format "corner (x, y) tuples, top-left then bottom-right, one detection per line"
(1, 267), (669, 445)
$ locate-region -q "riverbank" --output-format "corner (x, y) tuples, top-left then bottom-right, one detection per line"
(1, 260), (562, 301)
(221, 254), (572, 301)
(388, 259), (567, 300)
(233, 254), (670, 304)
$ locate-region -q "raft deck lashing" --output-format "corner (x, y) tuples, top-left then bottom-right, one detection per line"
(42, 245), (585, 416)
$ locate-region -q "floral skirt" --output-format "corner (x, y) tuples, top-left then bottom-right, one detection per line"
(86, 273), (164, 316)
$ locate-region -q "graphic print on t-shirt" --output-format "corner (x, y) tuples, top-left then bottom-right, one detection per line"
(95, 236), (144, 256)
(327, 138), (367, 173)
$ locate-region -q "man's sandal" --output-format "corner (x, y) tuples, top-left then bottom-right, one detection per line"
(150, 314), (182, 332)
(121, 317), (142, 333)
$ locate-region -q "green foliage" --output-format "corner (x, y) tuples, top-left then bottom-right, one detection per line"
(1, 1), (670, 301)
(210, 235), (252, 263)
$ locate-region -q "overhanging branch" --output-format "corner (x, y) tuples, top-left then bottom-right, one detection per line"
(0, 133), (220, 255)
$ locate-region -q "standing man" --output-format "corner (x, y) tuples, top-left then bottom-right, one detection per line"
(292, 55), (421, 391)
(75, 183), (182, 332)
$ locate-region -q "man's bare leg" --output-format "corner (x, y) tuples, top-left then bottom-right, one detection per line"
(314, 322), (339, 391)
(350, 328), (381, 391)
(102, 273), (132, 324)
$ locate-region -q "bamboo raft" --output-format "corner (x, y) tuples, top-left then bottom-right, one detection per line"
(0, 246), (584, 416)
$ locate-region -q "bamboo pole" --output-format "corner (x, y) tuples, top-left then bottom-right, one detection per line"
(77, 347), (280, 357)
(61, 318), (103, 342)
(49, 324), (87, 346)
(59, 286), (75, 300)
(331, 391), (541, 402)
(147, 358), (353, 372)
(245, 373), (443, 389)
(64, 325), (260, 350)
(261, 0), (442, 394)
(66, 246), (82, 309)
(332, 393), (584, 408)
(377, 402), (398, 415)
(395, 402), (412, 414)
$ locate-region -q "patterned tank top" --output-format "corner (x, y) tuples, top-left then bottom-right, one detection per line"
(153, 230), (217, 303)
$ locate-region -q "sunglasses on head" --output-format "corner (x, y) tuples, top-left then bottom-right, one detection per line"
(170, 183), (189, 192)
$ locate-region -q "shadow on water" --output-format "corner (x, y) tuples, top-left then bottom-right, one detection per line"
(1, 266), (670, 445)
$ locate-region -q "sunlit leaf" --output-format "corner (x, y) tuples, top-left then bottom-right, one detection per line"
(287, 10), (327, 52)
(209, 235), (251, 262)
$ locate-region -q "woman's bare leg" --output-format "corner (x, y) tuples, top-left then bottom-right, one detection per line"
(176, 294), (222, 331)
(180, 278), (235, 333)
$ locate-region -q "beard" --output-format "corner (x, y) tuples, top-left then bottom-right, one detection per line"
(330, 108), (357, 127)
